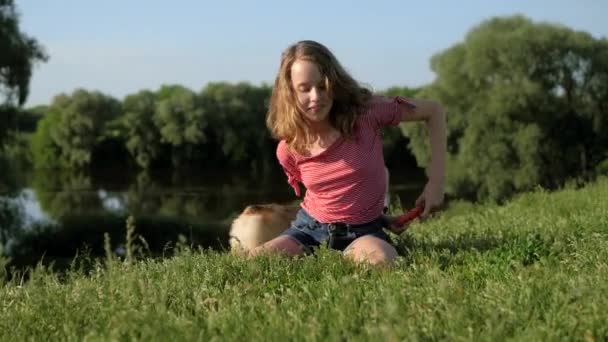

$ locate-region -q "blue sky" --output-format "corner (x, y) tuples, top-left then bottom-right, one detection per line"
(16, 0), (608, 106)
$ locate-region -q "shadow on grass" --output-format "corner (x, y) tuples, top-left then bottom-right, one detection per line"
(394, 231), (560, 269)
(395, 233), (506, 255)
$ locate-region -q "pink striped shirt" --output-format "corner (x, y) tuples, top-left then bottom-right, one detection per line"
(276, 96), (416, 224)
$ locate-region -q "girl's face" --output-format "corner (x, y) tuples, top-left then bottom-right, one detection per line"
(290, 59), (333, 123)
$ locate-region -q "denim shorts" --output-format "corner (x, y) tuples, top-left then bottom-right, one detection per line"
(280, 208), (392, 253)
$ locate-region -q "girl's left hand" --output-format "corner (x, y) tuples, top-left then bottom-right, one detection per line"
(415, 180), (445, 218)
(382, 214), (407, 234)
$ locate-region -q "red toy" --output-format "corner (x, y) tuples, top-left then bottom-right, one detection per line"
(393, 205), (424, 228)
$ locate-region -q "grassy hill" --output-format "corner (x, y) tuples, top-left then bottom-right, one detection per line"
(1, 178), (606, 341)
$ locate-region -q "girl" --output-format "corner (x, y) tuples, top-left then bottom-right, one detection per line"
(252, 40), (446, 265)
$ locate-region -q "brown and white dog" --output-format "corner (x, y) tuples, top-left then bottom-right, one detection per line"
(229, 168), (392, 254)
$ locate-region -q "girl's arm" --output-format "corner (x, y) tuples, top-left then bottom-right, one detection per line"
(399, 98), (447, 217)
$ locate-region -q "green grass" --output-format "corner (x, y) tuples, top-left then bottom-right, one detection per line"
(1, 178), (607, 341)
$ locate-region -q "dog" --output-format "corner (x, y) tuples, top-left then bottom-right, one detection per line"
(229, 168), (393, 254)
(229, 203), (300, 254)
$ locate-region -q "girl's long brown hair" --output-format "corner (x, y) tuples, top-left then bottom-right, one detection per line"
(266, 40), (372, 154)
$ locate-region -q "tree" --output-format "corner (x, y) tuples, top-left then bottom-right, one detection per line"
(402, 16), (608, 202)
(123, 90), (162, 168)
(48, 89), (121, 168)
(154, 85), (207, 166)
(31, 110), (62, 169)
(0, 0), (48, 145)
(200, 82), (273, 169)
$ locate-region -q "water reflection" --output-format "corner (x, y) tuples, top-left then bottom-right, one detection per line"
(0, 167), (300, 268)
(1, 166), (424, 270)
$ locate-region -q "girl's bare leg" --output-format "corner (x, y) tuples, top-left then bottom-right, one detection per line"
(249, 235), (306, 258)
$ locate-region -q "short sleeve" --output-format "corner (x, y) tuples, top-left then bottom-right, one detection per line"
(367, 96), (417, 129)
(276, 141), (302, 197)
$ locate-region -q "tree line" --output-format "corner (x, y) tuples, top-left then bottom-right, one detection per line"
(22, 82), (415, 171)
(29, 83), (281, 172)
(1, 0), (607, 203)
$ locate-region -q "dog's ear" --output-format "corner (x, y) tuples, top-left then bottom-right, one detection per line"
(243, 204), (268, 215)
(243, 205), (260, 214)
